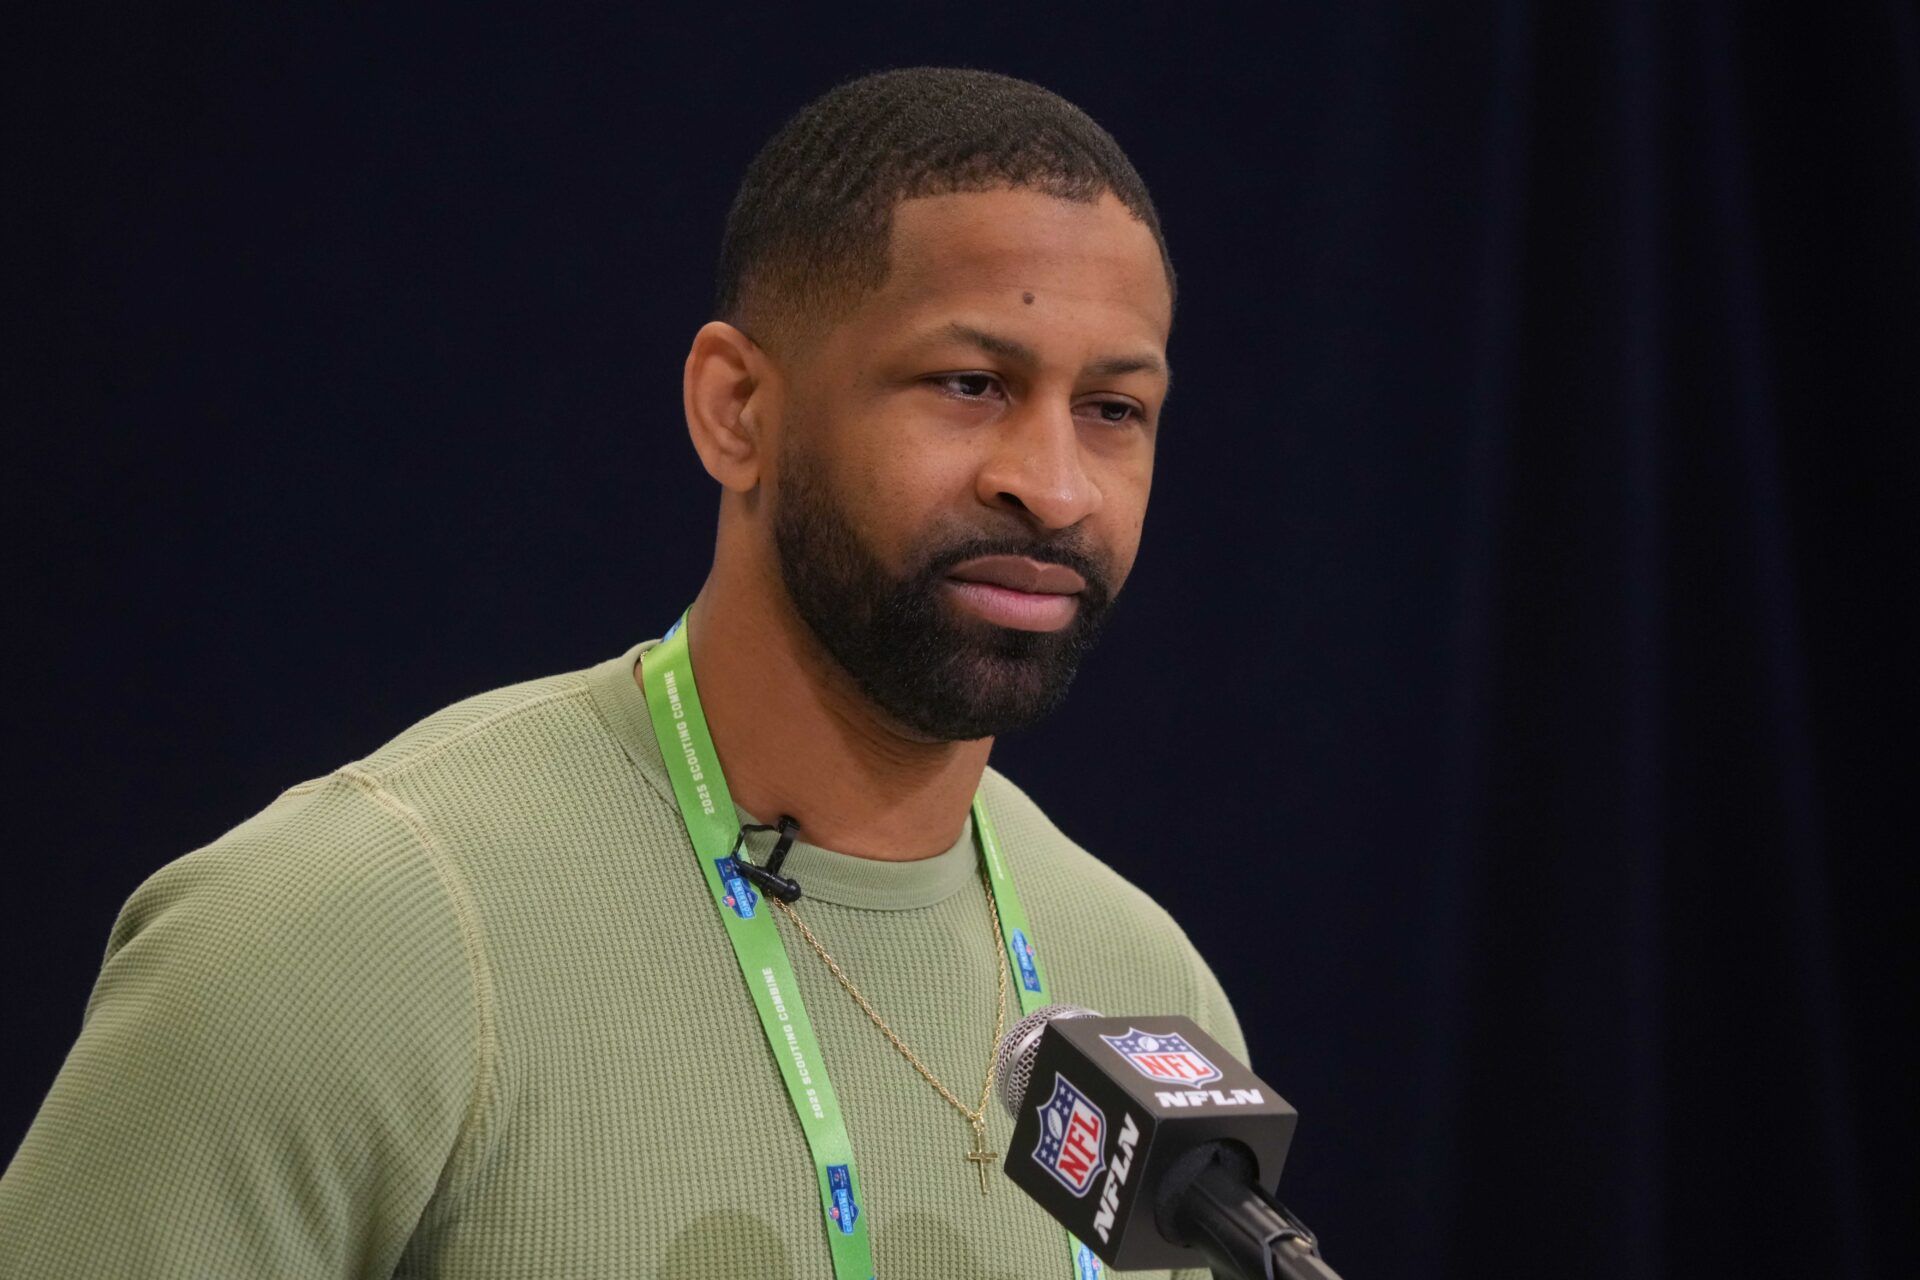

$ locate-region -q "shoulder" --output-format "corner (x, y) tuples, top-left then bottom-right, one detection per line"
(348, 666), (599, 785)
(71, 772), (488, 1170)
(99, 772), (482, 1042)
(978, 766), (1249, 1062)
(978, 765), (1181, 931)
(111, 660), (610, 983)
(90, 664), (613, 1107)
(104, 659), (624, 1046)
(6, 773), (489, 1275)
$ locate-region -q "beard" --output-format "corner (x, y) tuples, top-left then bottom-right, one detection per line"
(771, 443), (1121, 742)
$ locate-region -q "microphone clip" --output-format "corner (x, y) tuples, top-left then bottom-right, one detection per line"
(729, 814), (804, 903)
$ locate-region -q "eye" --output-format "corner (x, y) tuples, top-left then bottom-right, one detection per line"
(1081, 399), (1146, 426)
(930, 372), (1004, 400)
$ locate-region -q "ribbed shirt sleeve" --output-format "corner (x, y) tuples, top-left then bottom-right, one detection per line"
(0, 775), (484, 1279)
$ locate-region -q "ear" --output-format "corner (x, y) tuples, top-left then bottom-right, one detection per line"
(683, 320), (780, 493)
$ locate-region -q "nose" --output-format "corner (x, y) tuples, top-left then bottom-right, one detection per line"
(974, 399), (1102, 530)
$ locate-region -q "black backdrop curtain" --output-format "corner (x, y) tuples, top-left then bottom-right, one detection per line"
(5, 4), (1914, 1279)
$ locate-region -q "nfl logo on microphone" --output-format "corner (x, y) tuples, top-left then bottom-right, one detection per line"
(1100, 1027), (1223, 1087)
(1031, 1073), (1107, 1196)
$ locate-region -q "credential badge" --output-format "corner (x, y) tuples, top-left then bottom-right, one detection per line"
(1010, 927), (1042, 993)
(714, 856), (758, 919)
(826, 1163), (860, 1234)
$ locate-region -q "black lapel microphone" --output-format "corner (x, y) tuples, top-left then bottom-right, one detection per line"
(728, 814), (805, 902)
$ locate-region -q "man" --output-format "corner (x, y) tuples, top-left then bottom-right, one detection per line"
(0, 67), (1244, 1278)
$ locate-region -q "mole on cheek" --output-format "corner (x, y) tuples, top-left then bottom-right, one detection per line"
(1022, 292), (1035, 305)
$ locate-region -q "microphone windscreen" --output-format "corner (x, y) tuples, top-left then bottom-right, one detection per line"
(994, 1004), (1099, 1117)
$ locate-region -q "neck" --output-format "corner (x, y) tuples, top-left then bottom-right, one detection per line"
(651, 560), (993, 862)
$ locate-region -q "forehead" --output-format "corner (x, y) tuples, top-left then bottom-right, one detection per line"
(867, 187), (1173, 339)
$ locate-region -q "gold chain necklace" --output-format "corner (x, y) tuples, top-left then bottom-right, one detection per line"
(771, 870), (1011, 1194)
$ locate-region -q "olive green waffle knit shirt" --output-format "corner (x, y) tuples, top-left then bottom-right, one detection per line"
(1, 638), (1246, 1279)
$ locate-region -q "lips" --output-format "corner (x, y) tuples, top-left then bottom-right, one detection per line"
(943, 555), (1087, 596)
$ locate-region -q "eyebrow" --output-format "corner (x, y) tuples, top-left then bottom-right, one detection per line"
(934, 321), (1171, 382)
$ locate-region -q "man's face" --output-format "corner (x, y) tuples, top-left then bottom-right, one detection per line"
(767, 186), (1172, 743)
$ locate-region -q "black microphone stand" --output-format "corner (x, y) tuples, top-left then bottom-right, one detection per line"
(1155, 1143), (1346, 1280)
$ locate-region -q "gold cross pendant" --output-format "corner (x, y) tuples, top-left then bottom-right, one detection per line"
(964, 1119), (998, 1195)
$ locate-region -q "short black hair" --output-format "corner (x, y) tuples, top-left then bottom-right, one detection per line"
(714, 66), (1174, 351)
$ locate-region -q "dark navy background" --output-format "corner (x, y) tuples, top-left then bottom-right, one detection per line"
(7, 5), (1915, 1278)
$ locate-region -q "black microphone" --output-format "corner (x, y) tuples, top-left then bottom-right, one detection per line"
(994, 1006), (1344, 1280)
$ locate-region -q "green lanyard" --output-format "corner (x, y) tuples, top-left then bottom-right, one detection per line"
(641, 611), (1102, 1280)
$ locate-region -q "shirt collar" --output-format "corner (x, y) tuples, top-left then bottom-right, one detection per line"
(587, 638), (981, 911)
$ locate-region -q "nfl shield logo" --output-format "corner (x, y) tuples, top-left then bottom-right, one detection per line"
(1099, 1027), (1223, 1087)
(1031, 1072), (1107, 1197)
